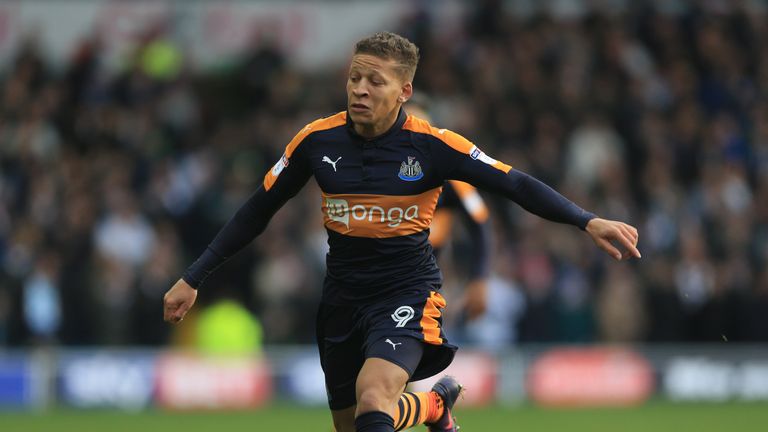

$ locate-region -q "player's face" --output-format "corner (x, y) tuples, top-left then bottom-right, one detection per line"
(347, 54), (412, 138)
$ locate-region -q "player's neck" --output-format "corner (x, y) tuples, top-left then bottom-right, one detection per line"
(354, 108), (400, 139)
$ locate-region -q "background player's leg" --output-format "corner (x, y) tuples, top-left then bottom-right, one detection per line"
(331, 406), (356, 432)
(354, 357), (408, 431)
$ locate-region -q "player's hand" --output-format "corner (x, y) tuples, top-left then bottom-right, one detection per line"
(585, 217), (641, 261)
(163, 278), (198, 324)
(462, 279), (488, 320)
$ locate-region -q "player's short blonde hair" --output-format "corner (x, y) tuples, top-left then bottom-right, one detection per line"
(354, 32), (420, 81)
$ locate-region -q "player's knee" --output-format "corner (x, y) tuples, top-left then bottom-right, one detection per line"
(356, 386), (397, 414)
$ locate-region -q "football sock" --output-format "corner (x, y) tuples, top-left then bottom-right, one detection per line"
(393, 391), (444, 431)
(355, 411), (395, 432)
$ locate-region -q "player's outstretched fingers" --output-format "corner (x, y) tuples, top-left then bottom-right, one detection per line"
(596, 237), (622, 260)
(585, 218), (641, 261)
(625, 223), (639, 243)
(621, 224), (638, 245)
(615, 228), (641, 259)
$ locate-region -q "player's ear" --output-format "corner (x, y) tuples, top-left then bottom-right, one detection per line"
(399, 82), (413, 104)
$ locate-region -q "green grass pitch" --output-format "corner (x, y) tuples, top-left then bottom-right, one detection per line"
(1, 402), (766, 432)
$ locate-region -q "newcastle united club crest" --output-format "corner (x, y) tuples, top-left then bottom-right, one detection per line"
(398, 156), (424, 181)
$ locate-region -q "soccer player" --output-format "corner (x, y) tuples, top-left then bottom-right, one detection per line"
(163, 32), (640, 432)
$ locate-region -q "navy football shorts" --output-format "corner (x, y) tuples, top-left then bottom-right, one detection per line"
(315, 289), (457, 410)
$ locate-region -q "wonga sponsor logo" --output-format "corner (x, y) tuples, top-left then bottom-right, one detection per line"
(321, 190), (441, 238)
(325, 198), (418, 228)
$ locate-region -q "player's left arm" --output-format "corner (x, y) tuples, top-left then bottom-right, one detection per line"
(433, 132), (640, 261)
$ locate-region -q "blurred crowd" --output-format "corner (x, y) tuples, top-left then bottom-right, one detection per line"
(2, 1), (768, 349)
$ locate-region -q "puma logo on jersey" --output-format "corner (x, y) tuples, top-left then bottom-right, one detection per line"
(322, 156), (342, 172)
(385, 339), (403, 350)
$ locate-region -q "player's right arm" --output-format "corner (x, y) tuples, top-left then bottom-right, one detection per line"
(163, 125), (314, 324)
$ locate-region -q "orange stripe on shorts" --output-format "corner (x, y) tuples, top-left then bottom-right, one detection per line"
(420, 292), (446, 345)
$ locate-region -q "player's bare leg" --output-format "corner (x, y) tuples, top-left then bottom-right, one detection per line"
(331, 406), (356, 432)
(353, 357), (408, 431)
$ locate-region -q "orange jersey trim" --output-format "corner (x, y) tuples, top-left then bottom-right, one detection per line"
(403, 115), (512, 173)
(264, 112), (347, 191)
(420, 291), (446, 345)
(322, 187), (442, 238)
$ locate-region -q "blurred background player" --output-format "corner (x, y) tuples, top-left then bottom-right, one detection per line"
(406, 95), (492, 322)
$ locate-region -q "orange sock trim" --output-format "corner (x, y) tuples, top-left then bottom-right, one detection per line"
(393, 392), (434, 431)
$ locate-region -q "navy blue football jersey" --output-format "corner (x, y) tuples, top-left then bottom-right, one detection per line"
(262, 109), (511, 304)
